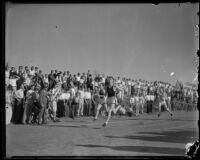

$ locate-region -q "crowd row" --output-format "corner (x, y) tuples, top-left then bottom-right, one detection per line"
(5, 65), (198, 125)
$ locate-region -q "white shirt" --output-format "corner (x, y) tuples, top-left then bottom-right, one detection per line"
(70, 88), (76, 97)
(25, 77), (31, 86)
(6, 71), (10, 85)
(5, 71), (9, 79)
(145, 95), (155, 101)
(101, 77), (105, 84)
(59, 93), (70, 100)
(9, 78), (17, 87)
(62, 75), (67, 83)
(116, 79), (121, 84)
(76, 76), (80, 82)
(80, 79), (84, 84)
(94, 82), (98, 87)
(84, 91), (91, 99)
(15, 89), (24, 99)
(78, 90), (85, 99)
(44, 77), (49, 84)
(128, 81), (132, 86)
(30, 70), (35, 76)
(130, 97), (135, 104)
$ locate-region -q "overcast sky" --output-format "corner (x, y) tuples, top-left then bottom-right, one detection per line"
(6, 3), (199, 84)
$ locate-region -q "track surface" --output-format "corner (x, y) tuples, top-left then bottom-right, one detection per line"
(6, 111), (198, 157)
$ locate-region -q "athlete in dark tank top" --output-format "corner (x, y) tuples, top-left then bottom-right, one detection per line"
(106, 86), (115, 97)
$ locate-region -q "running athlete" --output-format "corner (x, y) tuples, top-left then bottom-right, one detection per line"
(156, 86), (173, 117)
(94, 83), (108, 120)
(102, 77), (122, 127)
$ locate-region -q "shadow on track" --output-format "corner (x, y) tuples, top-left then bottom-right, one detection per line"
(105, 130), (197, 144)
(76, 144), (184, 155)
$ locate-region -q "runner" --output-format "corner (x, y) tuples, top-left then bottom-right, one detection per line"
(156, 86), (173, 118)
(94, 83), (107, 120)
(102, 77), (122, 127)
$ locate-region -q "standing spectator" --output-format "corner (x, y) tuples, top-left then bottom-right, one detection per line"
(62, 72), (68, 83)
(17, 66), (24, 77)
(70, 92), (79, 119)
(50, 84), (61, 121)
(35, 67), (39, 75)
(48, 70), (56, 90)
(84, 87), (92, 116)
(127, 78), (132, 96)
(29, 66), (35, 77)
(56, 72), (62, 85)
(24, 72), (32, 87)
(86, 74), (93, 91)
(9, 70), (19, 92)
(87, 70), (90, 78)
(77, 85), (85, 117)
(44, 74), (49, 85)
(9, 67), (16, 78)
(11, 84), (25, 124)
(23, 66), (29, 79)
(38, 83), (49, 124)
(22, 85), (35, 124)
(29, 85), (41, 124)
(54, 70), (58, 79)
(80, 76), (84, 87)
(5, 64), (10, 86)
(68, 82), (76, 118)
(16, 72), (25, 91)
(6, 85), (14, 124)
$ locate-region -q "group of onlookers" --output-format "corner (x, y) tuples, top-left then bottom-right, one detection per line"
(5, 65), (198, 125)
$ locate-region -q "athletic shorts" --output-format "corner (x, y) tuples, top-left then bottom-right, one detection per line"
(98, 97), (106, 105)
(107, 97), (116, 106)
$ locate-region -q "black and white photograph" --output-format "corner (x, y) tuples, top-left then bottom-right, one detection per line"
(5, 2), (199, 158)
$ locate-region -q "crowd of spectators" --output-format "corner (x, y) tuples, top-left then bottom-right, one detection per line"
(5, 65), (198, 125)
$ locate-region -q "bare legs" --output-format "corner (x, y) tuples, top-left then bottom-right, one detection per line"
(158, 100), (173, 117)
(102, 103), (121, 127)
(94, 103), (108, 120)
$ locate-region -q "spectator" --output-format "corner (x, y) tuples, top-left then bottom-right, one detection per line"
(30, 66), (35, 77)
(11, 83), (25, 124)
(48, 70), (56, 90)
(84, 87), (92, 116)
(38, 83), (49, 124)
(6, 85), (14, 124)
(77, 85), (85, 117)
(44, 74), (49, 85)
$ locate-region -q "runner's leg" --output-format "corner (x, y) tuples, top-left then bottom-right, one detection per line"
(158, 102), (162, 117)
(103, 103), (114, 126)
(163, 100), (173, 116)
(94, 104), (102, 120)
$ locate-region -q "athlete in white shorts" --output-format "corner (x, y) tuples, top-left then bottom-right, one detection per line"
(102, 77), (122, 127)
(157, 87), (173, 118)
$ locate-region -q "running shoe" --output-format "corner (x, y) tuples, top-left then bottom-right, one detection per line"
(102, 122), (107, 127)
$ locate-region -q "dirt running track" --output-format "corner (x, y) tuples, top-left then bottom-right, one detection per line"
(6, 111), (199, 157)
